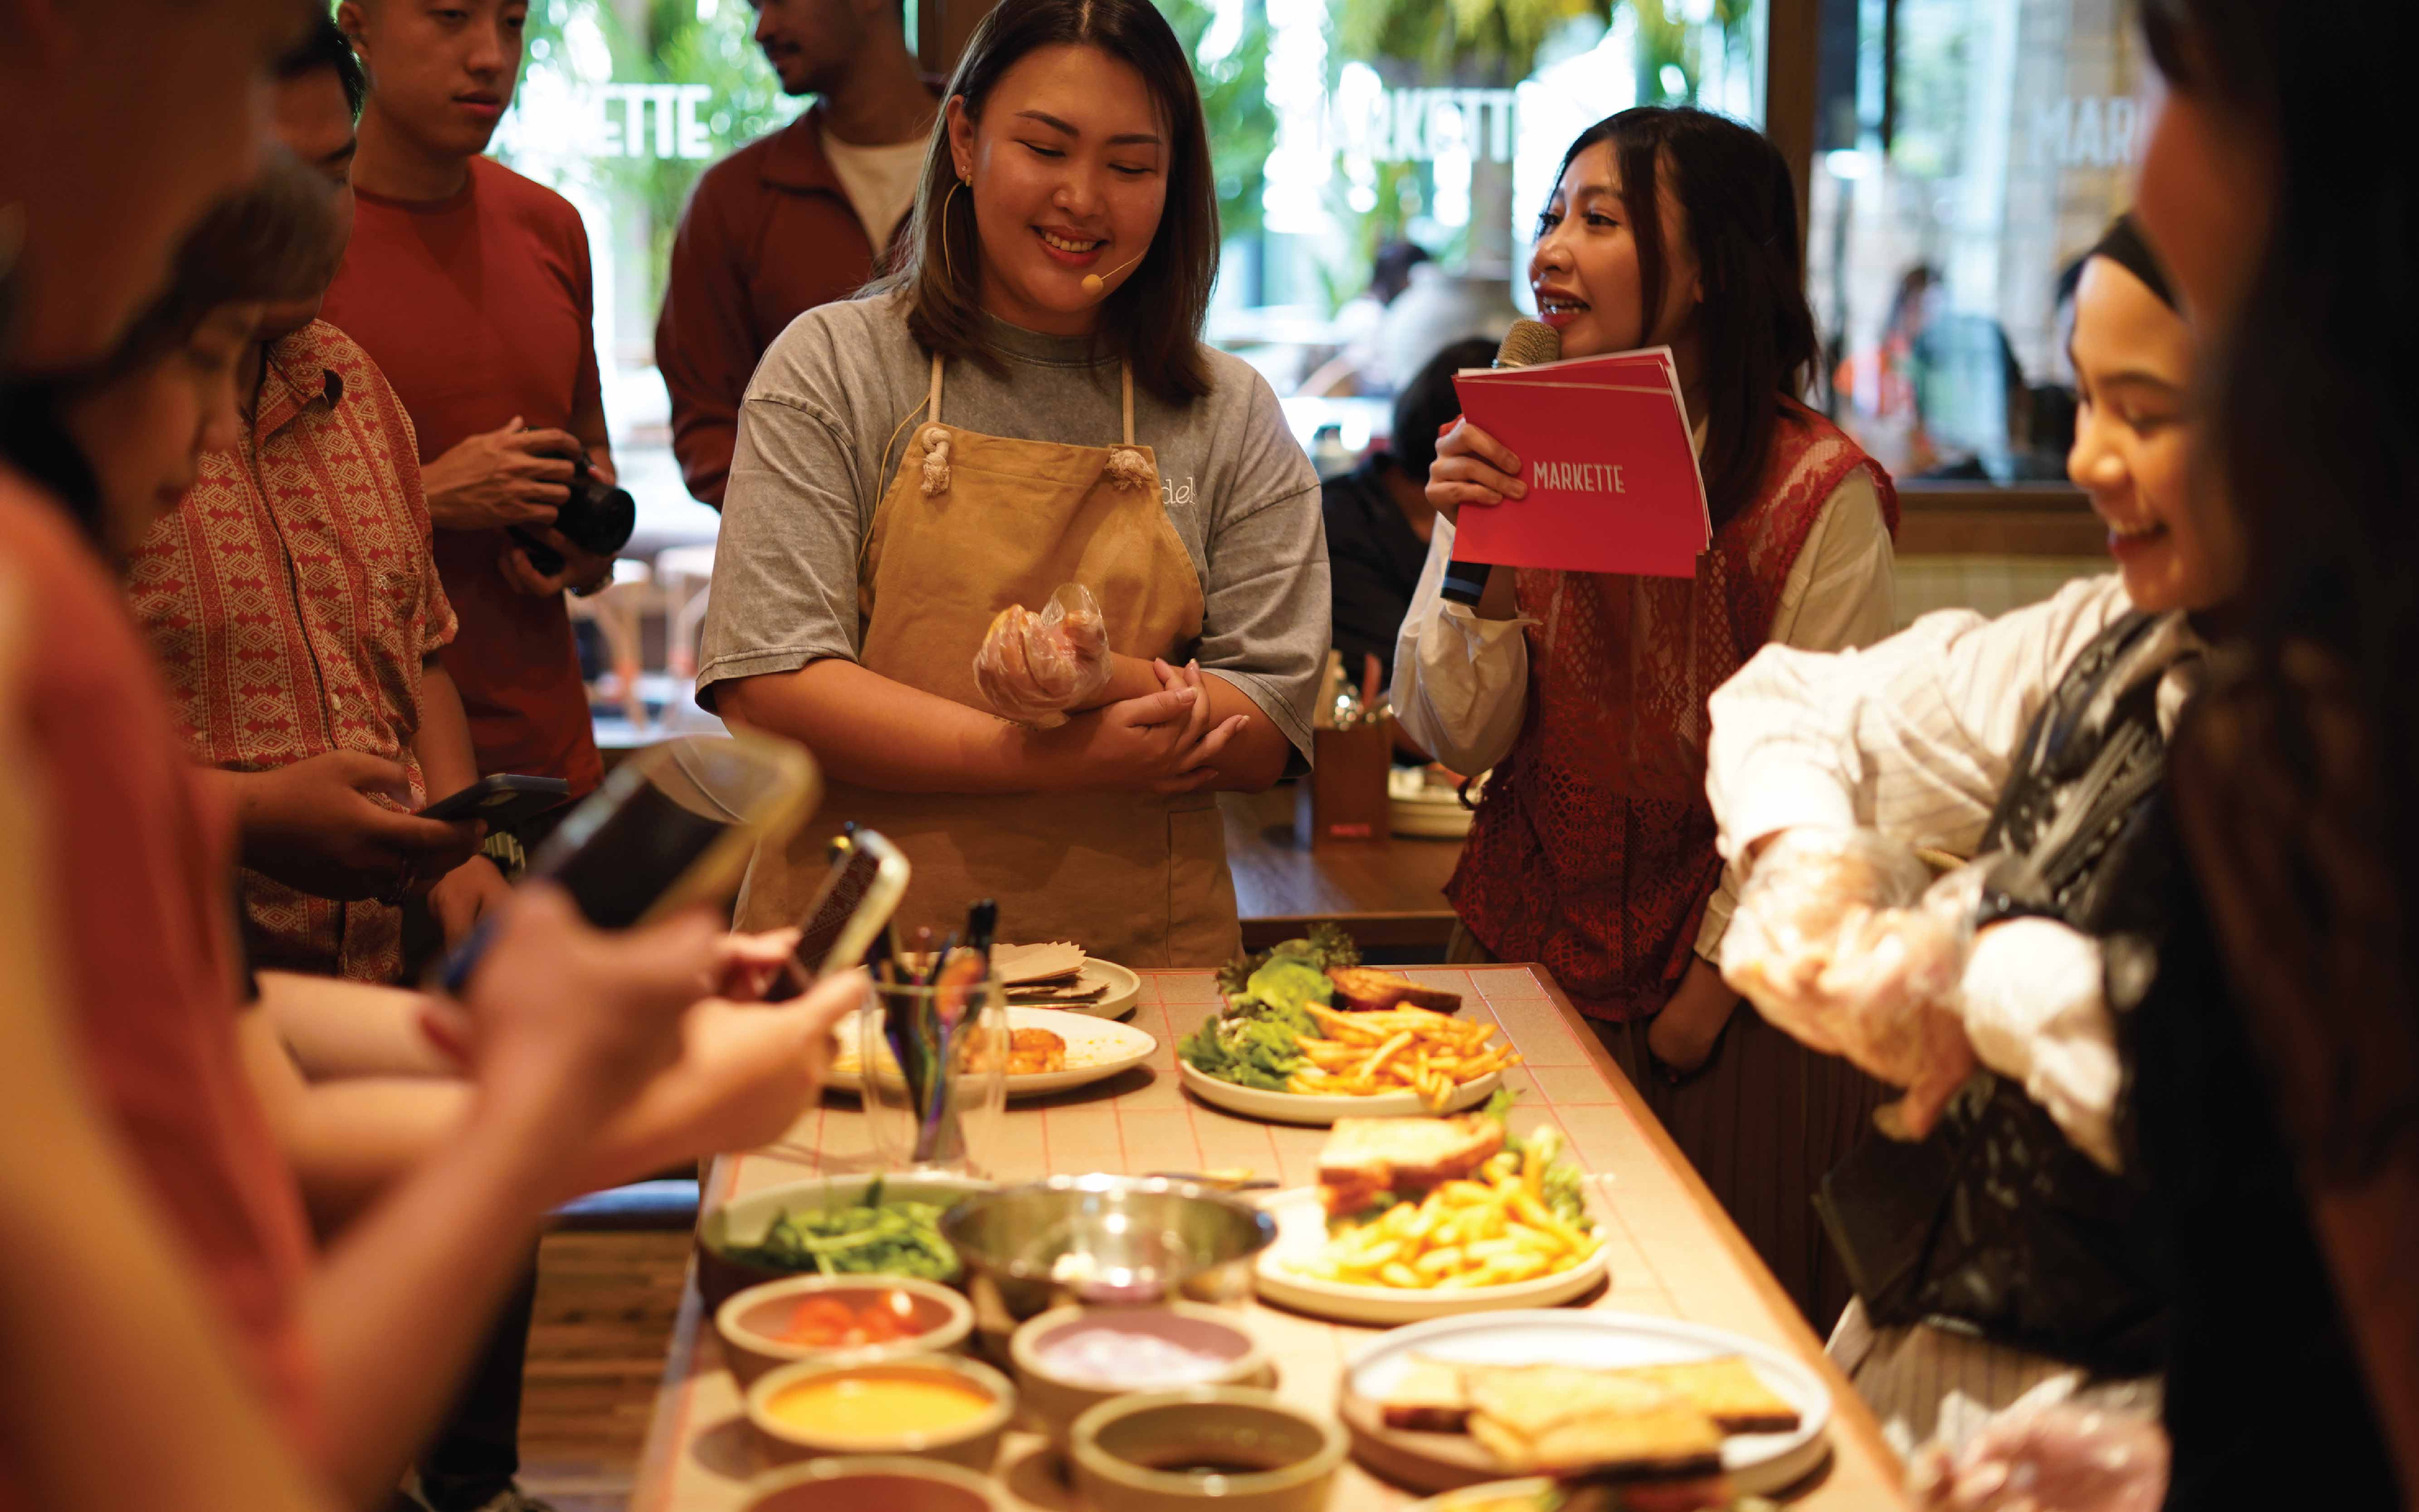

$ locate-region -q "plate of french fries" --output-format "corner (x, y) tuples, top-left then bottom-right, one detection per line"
(1252, 1147), (1609, 1323)
(1177, 1002), (1517, 1127)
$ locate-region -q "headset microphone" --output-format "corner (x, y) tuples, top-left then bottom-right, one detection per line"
(1081, 248), (1148, 298)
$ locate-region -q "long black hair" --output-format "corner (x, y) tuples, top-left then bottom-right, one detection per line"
(1549, 107), (1818, 530)
(882, 0), (1219, 403)
(2141, 0), (2419, 1174)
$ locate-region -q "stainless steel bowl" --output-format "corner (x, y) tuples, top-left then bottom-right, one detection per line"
(938, 1176), (1276, 1332)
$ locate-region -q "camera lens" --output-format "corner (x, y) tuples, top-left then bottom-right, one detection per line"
(511, 456), (637, 578)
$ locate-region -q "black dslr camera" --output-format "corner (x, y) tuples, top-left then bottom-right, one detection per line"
(510, 451), (635, 579)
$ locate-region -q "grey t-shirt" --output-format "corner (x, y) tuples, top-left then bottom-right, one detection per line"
(697, 291), (1329, 761)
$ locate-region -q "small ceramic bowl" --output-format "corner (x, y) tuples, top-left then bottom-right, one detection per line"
(1010, 1302), (1272, 1445)
(744, 1353), (1015, 1473)
(1068, 1386), (1347, 1512)
(695, 1172), (993, 1312)
(738, 1455), (1004, 1512)
(717, 1274), (975, 1387)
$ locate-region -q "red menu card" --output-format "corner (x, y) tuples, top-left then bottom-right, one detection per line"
(1449, 346), (1709, 579)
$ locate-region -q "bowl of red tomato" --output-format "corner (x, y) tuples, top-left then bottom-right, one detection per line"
(717, 1274), (977, 1387)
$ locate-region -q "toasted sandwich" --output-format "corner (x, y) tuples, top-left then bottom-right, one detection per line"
(1377, 1356), (1472, 1432)
(1462, 1365), (1723, 1479)
(1327, 966), (1464, 1014)
(1317, 1113), (1504, 1216)
(1612, 1357), (1800, 1434)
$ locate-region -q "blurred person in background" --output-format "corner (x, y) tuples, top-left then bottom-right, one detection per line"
(1395, 106), (1899, 1329)
(1301, 239), (1434, 398)
(328, 0), (619, 833)
(127, 15), (513, 985)
(1322, 335), (1494, 696)
(657, 0), (941, 509)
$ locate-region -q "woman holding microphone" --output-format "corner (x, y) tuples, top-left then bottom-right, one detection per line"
(698, 0), (1326, 966)
(1393, 107), (1899, 1324)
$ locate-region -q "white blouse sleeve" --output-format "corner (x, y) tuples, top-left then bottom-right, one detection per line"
(1694, 468), (1899, 960)
(1388, 516), (1535, 775)
(1704, 572), (2137, 869)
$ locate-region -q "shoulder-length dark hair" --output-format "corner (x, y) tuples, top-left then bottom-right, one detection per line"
(2140, 0), (2419, 1179)
(1549, 107), (1816, 530)
(878, 0), (1219, 403)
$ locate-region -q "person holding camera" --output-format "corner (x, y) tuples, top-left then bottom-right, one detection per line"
(321, 0), (622, 814)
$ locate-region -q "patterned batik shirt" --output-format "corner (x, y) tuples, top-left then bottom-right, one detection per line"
(126, 319), (458, 983)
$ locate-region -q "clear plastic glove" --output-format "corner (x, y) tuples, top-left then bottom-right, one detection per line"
(1721, 827), (1980, 1139)
(1909, 1389), (2169, 1512)
(1960, 917), (2124, 1171)
(973, 582), (1112, 727)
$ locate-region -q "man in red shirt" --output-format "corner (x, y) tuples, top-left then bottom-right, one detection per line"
(655, 0), (937, 507)
(324, 0), (615, 807)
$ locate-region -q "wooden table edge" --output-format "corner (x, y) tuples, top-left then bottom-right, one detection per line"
(1536, 972), (1907, 1488)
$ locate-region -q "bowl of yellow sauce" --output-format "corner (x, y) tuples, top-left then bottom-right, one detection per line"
(744, 1354), (1016, 1471)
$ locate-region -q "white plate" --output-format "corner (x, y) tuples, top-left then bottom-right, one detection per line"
(1252, 1185), (1609, 1324)
(1179, 1060), (1502, 1126)
(1391, 797), (1475, 839)
(1344, 1310), (1834, 1497)
(1006, 957), (1141, 1020)
(830, 1007), (1158, 1100)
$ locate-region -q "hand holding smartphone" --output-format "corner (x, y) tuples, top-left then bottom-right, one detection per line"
(418, 772), (573, 830)
(432, 732), (822, 995)
(762, 826), (909, 1000)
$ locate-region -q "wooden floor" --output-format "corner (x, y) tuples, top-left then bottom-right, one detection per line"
(519, 1231), (693, 1512)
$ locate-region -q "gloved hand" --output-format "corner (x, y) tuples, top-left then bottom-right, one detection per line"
(1720, 827), (1979, 1139)
(1909, 1393), (2169, 1512)
(972, 582), (1112, 727)
(1959, 917), (2124, 1171)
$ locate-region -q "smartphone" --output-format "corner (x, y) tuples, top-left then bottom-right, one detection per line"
(434, 732), (821, 994)
(419, 772), (573, 829)
(763, 825), (909, 1000)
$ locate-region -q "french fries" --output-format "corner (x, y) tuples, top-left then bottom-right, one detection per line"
(1290, 1148), (1599, 1290)
(1284, 1005), (1521, 1110)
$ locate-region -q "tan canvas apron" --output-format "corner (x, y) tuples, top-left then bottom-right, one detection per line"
(735, 355), (1243, 967)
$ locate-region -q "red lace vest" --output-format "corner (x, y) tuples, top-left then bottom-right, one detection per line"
(1448, 402), (1899, 1021)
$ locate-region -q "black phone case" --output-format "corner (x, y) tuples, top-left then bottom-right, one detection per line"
(421, 775), (572, 830)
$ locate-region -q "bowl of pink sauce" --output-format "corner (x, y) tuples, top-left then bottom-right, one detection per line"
(1008, 1302), (1273, 1445)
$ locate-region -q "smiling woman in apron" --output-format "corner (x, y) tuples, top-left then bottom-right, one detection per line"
(695, 0), (1327, 966)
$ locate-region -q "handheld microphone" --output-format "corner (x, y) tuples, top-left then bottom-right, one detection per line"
(1081, 247), (1147, 298)
(1439, 317), (1561, 606)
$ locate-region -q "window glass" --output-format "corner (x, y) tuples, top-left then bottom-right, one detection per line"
(1805, 0), (2148, 486)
